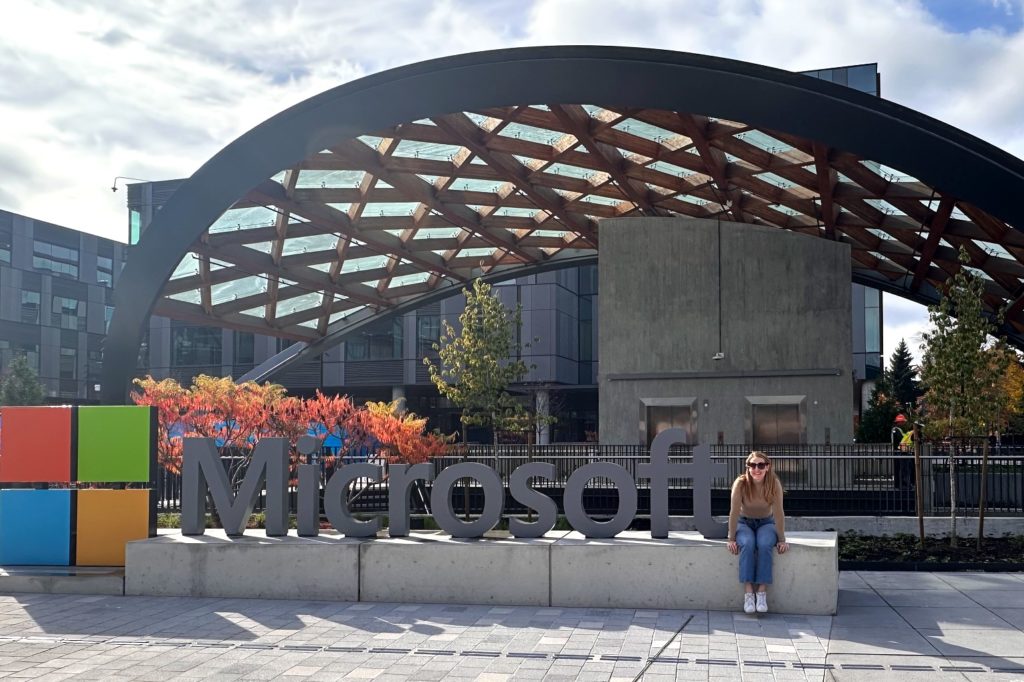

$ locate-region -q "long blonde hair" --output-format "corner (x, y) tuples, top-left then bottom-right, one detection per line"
(733, 451), (782, 505)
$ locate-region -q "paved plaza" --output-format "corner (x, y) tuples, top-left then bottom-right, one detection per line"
(0, 572), (1021, 681)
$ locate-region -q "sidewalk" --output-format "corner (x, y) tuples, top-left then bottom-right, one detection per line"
(0, 572), (1020, 681)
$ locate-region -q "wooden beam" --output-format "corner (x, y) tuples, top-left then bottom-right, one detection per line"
(674, 114), (746, 222)
(812, 143), (839, 239)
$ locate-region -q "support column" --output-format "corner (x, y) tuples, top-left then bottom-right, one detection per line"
(535, 389), (550, 445)
(392, 385), (407, 415)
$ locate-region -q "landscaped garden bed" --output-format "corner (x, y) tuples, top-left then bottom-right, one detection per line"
(838, 531), (1024, 571)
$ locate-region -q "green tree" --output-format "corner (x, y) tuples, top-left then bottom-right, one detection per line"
(886, 339), (922, 411)
(423, 279), (531, 446)
(0, 354), (46, 406)
(856, 378), (900, 443)
(919, 247), (1009, 545)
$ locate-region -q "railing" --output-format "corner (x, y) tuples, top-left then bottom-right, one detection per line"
(153, 443), (1024, 517)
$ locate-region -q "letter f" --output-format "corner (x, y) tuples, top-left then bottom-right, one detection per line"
(638, 428), (690, 539)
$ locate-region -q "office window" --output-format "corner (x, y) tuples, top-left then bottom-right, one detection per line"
(0, 342), (39, 373)
(51, 295), (85, 330)
(59, 346), (77, 380)
(346, 318), (402, 361)
(21, 290), (40, 324)
(129, 209), (142, 245)
(171, 325), (222, 366)
(33, 240), (79, 279)
(234, 332), (255, 366)
(104, 305), (114, 332)
(864, 287), (881, 354)
(0, 223), (11, 263)
(97, 255), (114, 287)
(416, 314), (440, 357)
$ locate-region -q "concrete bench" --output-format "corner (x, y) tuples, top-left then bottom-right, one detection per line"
(125, 530), (837, 615)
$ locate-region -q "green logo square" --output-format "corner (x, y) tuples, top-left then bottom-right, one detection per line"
(77, 406), (153, 482)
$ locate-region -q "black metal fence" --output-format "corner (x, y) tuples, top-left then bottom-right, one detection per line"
(154, 443), (1024, 517)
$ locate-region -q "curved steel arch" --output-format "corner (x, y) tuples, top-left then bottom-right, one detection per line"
(104, 46), (1024, 403)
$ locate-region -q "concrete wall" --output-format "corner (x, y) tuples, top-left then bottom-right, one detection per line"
(599, 217), (853, 445)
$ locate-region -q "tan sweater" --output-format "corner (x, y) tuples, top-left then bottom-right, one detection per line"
(727, 480), (786, 542)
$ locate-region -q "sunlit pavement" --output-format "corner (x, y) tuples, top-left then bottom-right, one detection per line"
(0, 572), (1022, 681)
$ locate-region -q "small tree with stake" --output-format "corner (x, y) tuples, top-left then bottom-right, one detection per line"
(424, 279), (533, 447)
(919, 247), (1008, 547)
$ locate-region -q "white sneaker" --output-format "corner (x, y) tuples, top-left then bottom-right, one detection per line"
(756, 592), (768, 613)
(743, 593), (756, 614)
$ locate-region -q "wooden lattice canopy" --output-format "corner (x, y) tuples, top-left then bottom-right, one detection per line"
(104, 47), (1024, 402)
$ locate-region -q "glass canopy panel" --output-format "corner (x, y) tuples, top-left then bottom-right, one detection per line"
(211, 278), (267, 305)
(389, 272), (431, 287)
(329, 308), (362, 324)
(413, 227), (462, 239)
(363, 202), (421, 217)
(208, 206), (280, 234)
(457, 248), (494, 258)
(612, 119), (675, 142)
(734, 130), (793, 154)
(449, 178), (503, 192)
(282, 234), (339, 255)
(340, 255), (389, 273)
(357, 135), (383, 148)
(647, 161), (694, 177)
(393, 140), (465, 161)
(865, 199), (905, 216)
(545, 163), (594, 179)
(277, 292), (324, 318)
(170, 255), (199, 279)
(580, 194), (624, 207)
(868, 228), (894, 240)
(326, 203), (352, 213)
(977, 241), (1014, 259)
(493, 207), (539, 217)
(758, 173), (794, 190)
(168, 290), (202, 305)
(296, 170), (364, 189)
(964, 265), (994, 281)
(498, 122), (560, 144)
(533, 230), (570, 238)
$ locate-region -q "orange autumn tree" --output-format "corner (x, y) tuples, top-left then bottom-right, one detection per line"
(362, 400), (450, 464)
(133, 378), (449, 480)
(132, 376), (189, 474)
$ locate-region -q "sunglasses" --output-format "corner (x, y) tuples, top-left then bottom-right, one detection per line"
(747, 462), (769, 470)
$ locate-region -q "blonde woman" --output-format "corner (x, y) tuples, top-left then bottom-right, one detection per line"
(727, 451), (789, 613)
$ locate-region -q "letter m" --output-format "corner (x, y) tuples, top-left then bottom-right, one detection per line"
(182, 438), (289, 537)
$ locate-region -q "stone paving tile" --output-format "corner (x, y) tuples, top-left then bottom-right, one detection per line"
(5, 573), (1024, 679)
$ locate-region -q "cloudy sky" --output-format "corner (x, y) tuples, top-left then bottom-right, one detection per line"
(3, 0), (1023, 362)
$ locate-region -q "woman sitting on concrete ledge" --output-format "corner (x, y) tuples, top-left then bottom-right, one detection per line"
(727, 451), (789, 614)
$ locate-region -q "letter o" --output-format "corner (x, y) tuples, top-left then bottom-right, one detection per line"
(564, 462), (637, 538)
(431, 462), (504, 538)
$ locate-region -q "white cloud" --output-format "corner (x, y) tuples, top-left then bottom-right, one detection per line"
(1, 0), (1021, 347)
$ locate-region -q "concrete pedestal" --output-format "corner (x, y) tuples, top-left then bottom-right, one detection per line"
(124, 529), (837, 614)
(551, 531), (837, 615)
(125, 530), (362, 600)
(360, 533), (563, 606)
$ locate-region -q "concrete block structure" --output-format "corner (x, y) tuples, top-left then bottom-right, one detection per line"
(599, 218), (853, 446)
(124, 530), (839, 615)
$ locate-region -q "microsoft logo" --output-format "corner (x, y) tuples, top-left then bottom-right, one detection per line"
(0, 405), (156, 566)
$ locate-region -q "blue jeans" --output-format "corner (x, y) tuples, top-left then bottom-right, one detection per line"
(736, 516), (777, 585)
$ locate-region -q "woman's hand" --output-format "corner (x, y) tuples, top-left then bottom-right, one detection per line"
(776, 541), (790, 554)
(727, 540), (739, 555)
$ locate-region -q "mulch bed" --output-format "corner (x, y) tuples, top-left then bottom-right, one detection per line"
(839, 531), (1024, 571)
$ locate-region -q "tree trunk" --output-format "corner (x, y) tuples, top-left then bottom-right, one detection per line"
(913, 423), (924, 549)
(949, 442), (958, 548)
(977, 437), (989, 551)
